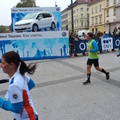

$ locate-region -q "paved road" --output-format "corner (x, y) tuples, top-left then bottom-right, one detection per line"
(0, 51), (120, 120)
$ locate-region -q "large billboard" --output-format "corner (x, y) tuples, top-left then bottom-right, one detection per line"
(0, 31), (69, 60)
(11, 7), (61, 32)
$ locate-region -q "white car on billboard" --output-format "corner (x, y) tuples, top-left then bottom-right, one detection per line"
(14, 11), (55, 32)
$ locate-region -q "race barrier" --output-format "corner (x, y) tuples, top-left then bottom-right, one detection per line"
(75, 37), (120, 53)
(0, 31), (69, 61)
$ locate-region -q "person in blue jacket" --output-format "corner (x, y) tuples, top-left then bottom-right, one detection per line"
(116, 51), (120, 57)
(0, 51), (38, 120)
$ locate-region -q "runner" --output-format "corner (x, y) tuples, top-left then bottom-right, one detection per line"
(116, 51), (120, 57)
(0, 51), (38, 120)
(83, 32), (110, 85)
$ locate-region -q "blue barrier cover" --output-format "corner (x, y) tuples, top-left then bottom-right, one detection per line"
(75, 37), (120, 53)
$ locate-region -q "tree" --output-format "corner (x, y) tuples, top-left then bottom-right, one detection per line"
(16, 0), (36, 7)
(9, 24), (12, 32)
(0, 25), (6, 33)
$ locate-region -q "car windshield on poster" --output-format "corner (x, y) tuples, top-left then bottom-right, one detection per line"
(11, 7), (61, 33)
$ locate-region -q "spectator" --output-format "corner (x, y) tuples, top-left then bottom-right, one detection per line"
(112, 31), (117, 37)
(104, 31), (110, 38)
(97, 31), (103, 53)
(108, 31), (112, 37)
(74, 35), (80, 56)
(74, 31), (77, 38)
(104, 31), (110, 52)
(116, 27), (120, 37)
(81, 32), (87, 55)
(113, 26), (118, 33)
(69, 32), (74, 58)
(81, 32), (87, 40)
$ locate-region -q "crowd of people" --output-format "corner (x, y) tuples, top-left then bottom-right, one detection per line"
(69, 26), (120, 57)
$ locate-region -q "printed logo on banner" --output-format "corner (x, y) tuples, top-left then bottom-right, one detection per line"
(101, 38), (113, 50)
(115, 39), (120, 47)
(79, 42), (88, 51)
(62, 32), (67, 37)
(56, 7), (60, 11)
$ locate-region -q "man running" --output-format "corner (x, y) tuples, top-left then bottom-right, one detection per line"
(83, 32), (110, 85)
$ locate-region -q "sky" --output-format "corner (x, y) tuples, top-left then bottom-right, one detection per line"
(0, 0), (76, 26)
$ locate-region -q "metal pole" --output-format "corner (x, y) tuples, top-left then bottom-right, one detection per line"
(71, 0), (74, 32)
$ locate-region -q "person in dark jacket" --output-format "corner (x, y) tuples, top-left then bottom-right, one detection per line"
(69, 32), (74, 58)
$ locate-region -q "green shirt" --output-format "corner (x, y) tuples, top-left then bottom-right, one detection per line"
(88, 39), (99, 59)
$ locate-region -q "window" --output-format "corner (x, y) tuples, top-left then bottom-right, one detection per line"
(95, 17), (98, 24)
(81, 8), (83, 11)
(73, 10), (75, 14)
(99, 5), (102, 12)
(81, 21), (83, 26)
(113, 0), (116, 4)
(92, 29), (94, 34)
(99, 16), (102, 24)
(87, 14), (89, 19)
(91, 18), (94, 25)
(87, 21), (89, 26)
(37, 14), (43, 19)
(43, 13), (52, 18)
(95, 6), (97, 13)
(107, 0), (109, 6)
(81, 14), (83, 18)
(113, 9), (116, 15)
(92, 8), (94, 14)
(107, 10), (109, 17)
(96, 28), (98, 34)
(87, 8), (89, 11)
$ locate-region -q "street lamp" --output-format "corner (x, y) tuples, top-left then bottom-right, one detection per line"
(71, 0), (74, 32)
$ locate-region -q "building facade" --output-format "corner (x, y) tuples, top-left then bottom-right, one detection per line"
(105, 0), (119, 32)
(89, 0), (105, 34)
(67, 0), (90, 33)
(61, 8), (68, 30)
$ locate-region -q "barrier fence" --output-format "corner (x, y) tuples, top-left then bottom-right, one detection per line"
(75, 37), (120, 53)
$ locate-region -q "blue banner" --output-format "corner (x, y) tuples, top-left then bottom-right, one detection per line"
(75, 39), (102, 53)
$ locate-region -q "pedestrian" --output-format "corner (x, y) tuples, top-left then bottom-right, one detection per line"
(69, 32), (74, 58)
(104, 31), (109, 38)
(116, 51), (120, 57)
(97, 31), (103, 53)
(81, 32), (87, 56)
(74, 35), (80, 56)
(81, 32), (87, 40)
(83, 32), (110, 85)
(0, 51), (38, 120)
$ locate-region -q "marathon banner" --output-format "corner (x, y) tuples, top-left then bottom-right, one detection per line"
(75, 39), (102, 53)
(101, 38), (113, 50)
(75, 37), (120, 53)
(113, 37), (120, 48)
(0, 31), (69, 61)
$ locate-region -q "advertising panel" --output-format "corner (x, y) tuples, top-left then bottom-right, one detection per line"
(0, 31), (69, 60)
(11, 7), (61, 32)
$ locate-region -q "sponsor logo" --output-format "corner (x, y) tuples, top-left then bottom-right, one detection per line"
(115, 39), (120, 46)
(56, 7), (60, 11)
(62, 32), (67, 37)
(13, 94), (18, 99)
